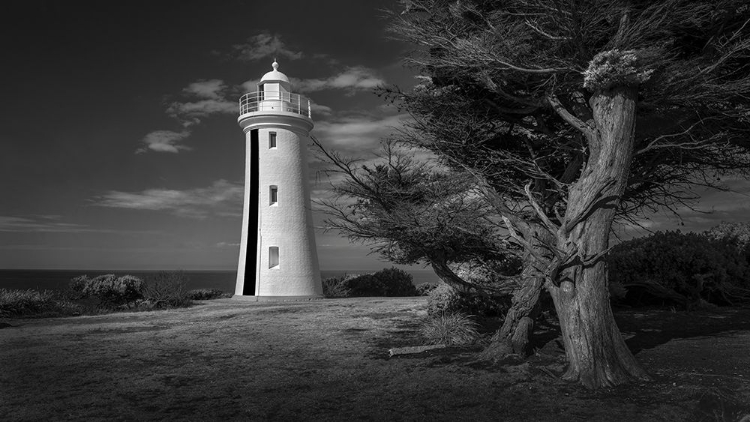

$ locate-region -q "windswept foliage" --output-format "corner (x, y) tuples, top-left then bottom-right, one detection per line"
(378, 0), (750, 388)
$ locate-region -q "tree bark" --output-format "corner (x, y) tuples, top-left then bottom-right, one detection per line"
(482, 225), (552, 359)
(429, 259), (475, 292)
(549, 85), (651, 388)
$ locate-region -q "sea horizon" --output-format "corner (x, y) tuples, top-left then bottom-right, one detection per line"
(0, 268), (439, 292)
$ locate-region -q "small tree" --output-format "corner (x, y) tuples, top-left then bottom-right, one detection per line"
(314, 139), (523, 294)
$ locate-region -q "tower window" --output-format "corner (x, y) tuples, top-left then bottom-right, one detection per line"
(269, 247), (280, 269)
(269, 132), (277, 149)
(269, 186), (278, 205)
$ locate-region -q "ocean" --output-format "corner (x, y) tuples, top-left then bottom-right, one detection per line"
(0, 268), (440, 292)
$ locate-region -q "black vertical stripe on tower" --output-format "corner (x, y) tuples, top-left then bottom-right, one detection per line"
(243, 129), (260, 295)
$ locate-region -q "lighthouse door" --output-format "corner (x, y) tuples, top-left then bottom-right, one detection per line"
(243, 129), (260, 295)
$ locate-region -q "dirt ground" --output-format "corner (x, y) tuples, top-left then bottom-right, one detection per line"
(1, 297), (749, 421)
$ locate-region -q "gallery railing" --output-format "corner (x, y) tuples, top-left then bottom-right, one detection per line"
(239, 91), (312, 118)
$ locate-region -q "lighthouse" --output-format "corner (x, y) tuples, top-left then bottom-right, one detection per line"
(234, 61), (323, 299)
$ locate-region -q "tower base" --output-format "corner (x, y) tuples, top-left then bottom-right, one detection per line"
(232, 295), (324, 302)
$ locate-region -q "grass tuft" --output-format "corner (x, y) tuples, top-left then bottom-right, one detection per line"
(420, 312), (480, 346)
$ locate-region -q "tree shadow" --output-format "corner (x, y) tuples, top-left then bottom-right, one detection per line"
(528, 306), (750, 356)
(614, 306), (750, 355)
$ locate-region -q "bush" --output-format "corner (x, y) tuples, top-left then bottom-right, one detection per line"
(608, 230), (750, 307)
(68, 275), (89, 298)
(322, 275), (351, 298)
(0, 289), (81, 318)
(416, 283), (438, 296)
(82, 274), (144, 309)
(186, 288), (230, 300)
(323, 268), (420, 298)
(142, 271), (191, 308)
(421, 313), (479, 345)
(343, 267), (419, 297)
(426, 283), (512, 317)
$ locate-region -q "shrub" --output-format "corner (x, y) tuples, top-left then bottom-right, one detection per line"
(416, 283), (437, 296)
(421, 313), (479, 345)
(426, 283), (511, 317)
(68, 275), (89, 297)
(82, 274), (144, 309)
(341, 267), (419, 297)
(142, 271), (191, 308)
(186, 288), (230, 300)
(608, 230), (750, 306)
(0, 289), (82, 318)
(322, 275), (351, 298)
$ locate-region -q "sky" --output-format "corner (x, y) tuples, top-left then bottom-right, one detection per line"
(1, 0), (748, 271)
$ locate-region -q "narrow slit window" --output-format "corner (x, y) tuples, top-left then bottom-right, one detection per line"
(269, 186), (278, 205)
(269, 247), (279, 269)
(269, 132), (277, 149)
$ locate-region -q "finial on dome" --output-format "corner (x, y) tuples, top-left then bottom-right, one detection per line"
(272, 59), (279, 71)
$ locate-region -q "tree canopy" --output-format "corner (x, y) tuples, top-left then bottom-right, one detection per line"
(384, 0), (750, 389)
(317, 0), (750, 388)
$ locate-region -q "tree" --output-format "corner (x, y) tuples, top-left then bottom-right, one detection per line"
(382, 0), (750, 388)
(313, 139), (522, 294)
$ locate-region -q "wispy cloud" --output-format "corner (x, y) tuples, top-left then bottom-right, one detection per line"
(0, 215), (90, 233)
(311, 103), (333, 117)
(313, 113), (409, 150)
(0, 215), (157, 235)
(168, 79), (236, 127)
(182, 79), (227, 99)
(232, 32), (303, 62)
(93, 180), (243, 219)
(293, 67), (386, 94)
(138, 79), (236, 153)
(136, 130), (192, 154)
(166, 99), (236, 126)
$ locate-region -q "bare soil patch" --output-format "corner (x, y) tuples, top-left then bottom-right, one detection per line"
(1, 298), (749, 421)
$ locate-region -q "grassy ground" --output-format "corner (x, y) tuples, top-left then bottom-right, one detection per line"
(1, 297), (749, 421)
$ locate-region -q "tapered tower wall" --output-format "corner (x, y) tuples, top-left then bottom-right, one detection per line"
(234, 62), (322, 299)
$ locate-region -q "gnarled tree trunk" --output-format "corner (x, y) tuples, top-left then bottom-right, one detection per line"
(549, 86), (651, 388)
(482, 225), (552, 359)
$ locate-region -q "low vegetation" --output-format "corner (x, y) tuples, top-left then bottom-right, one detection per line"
(420, 312), (480, 346)
(186, 288), (232, 300)
(608, 229), (750, 308)
(0, 289), (81, 319)
(1, 271), (230, 319)
(322, 267), (419, 298)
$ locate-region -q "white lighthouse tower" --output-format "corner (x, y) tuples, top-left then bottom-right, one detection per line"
(234, 60), (323, 299)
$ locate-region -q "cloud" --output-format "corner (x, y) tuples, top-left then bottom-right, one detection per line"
(232, 32), (303, 62)
(313, 113), (409, 150)
(93, 180), (244, 219)
(182, 79), (227, 100)
(310, 103), (333, 117)
(293, 67), (386, 93)
(136, 130), (192, 154)
(166, 99), (236, 126)
(0, 215), (90, 233)
(137, 79), (237, 153)
(168, 79), (236, 127)
(0, 215), (157, 235)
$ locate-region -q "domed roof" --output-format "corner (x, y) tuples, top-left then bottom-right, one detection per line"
(260, 60), (290, 83)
